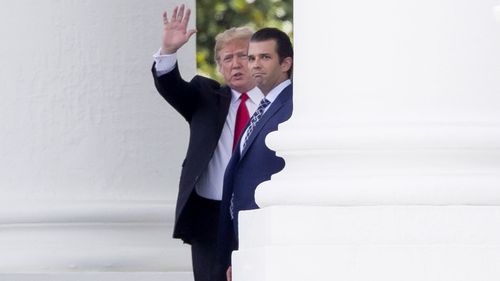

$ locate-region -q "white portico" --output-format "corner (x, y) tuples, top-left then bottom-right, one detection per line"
(1, 0), (500, 280)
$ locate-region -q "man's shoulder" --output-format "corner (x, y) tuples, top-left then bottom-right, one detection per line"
(191, 75), (225, 91)
(275, 83), (293, 105)
(155, 64), (225, 91)
(283, 82), (293, 93)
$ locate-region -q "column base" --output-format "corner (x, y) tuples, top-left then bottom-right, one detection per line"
(0, 201), (191, 273)
(0, 272), (193, 281)
(234, 205), (500, 281)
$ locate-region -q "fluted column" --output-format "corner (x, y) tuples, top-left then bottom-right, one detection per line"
(233, 1), (500, 280)
(0, 1), (195, 280)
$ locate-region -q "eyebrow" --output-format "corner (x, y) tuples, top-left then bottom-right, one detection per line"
(248, 52), (272, 57)
(222, 51), (247, 57)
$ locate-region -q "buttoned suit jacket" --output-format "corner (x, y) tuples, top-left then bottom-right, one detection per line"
(217, 84), (293, 267)
(152, 63), (231, 242)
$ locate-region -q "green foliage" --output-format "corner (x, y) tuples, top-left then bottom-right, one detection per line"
(196, 0), (293, 82)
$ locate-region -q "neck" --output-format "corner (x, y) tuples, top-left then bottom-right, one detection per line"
(261, 77), (288, 96)
(233, 84), (255, 94)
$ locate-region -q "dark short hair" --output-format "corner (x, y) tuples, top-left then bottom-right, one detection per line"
(250, 27), (293, 78)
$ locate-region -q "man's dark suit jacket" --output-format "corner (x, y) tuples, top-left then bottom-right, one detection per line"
(217, 84), (293, 267)
(152, 63), (231, 242)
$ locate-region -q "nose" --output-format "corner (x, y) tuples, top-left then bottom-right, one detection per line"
(251, 58), (261, 69)
(231, 57), (243, 69)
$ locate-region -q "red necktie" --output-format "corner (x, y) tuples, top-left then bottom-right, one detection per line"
(233, 93), (250, 150)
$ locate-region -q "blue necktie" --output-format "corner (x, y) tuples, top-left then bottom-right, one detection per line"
(242, 98), (271, 149)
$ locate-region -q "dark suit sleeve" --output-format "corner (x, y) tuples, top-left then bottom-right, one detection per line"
(152, 63), (223, 122)
(152, 63), (200, 121)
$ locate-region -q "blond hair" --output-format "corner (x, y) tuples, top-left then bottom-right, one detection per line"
(214, 26), (254, 65)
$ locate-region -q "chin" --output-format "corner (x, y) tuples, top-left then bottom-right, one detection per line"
(232, 80), (244, 87)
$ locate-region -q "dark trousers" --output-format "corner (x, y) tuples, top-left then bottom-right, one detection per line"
(191, 238), (226, 281)
(187, 192), (226, 281)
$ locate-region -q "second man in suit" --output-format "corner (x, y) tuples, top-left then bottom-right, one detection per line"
(218, 27), (294, 280)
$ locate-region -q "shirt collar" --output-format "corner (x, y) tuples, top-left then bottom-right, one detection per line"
(231, 86), (263, 105)
(264, 79), (292, 103)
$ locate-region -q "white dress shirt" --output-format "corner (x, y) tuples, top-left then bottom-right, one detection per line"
(153, 49), (177, 76)
(239, 79), (291, 153)
(153, 50), (263, 200)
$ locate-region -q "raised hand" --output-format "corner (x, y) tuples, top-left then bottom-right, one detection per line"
(160, 4), (197, 55)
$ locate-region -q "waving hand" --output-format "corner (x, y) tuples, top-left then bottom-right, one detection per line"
(160, 4), (197, 55)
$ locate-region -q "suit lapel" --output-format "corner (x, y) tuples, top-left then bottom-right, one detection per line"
(240, 85), (292, 158)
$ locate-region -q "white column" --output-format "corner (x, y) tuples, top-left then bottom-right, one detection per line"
(0, 1), (195, 280)
(234, 0), (500, 280)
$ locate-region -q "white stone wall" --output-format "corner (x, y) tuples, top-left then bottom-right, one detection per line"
(0, 0), (195, 201)
(0, 0), (196, 278)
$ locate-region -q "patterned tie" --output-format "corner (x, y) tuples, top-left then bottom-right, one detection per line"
(229, 98), (271, 220)
(242, 98), (271, 149)
(233, 93), (250, 150)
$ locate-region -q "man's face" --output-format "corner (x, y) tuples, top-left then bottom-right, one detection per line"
(217, 39), (254, 92)
(248, 39), (291, 95)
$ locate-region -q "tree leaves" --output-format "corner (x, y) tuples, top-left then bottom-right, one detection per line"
(196, 0), (293, 82)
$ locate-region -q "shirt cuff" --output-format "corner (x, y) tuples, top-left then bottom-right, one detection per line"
(153, 48), (177, 76)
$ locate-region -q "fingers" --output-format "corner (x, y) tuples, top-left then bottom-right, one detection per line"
(162, 11), (168, 24)
(178, 4), (185, 21)
(165, 5), (191, 25)
(186, 28), (197, 39)
(182, 8), (191, 25)
(171, 5), (178, 22)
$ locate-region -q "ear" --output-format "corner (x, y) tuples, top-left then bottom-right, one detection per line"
(280, 57), (293, 73)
